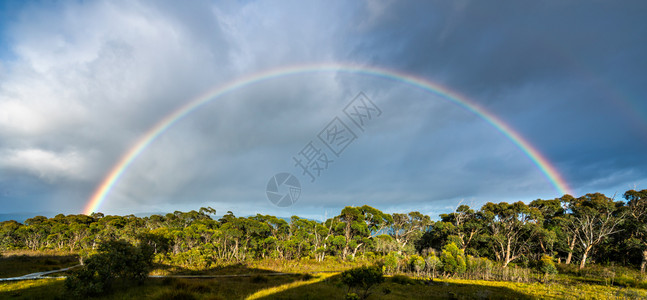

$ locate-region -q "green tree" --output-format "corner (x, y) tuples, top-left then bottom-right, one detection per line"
(624, 189), (647, 273)
(529, 198), (564, 257)
(337, 207), (370, 259)
(389, 211), (431, 253)
(425, 253), (443, 278)
(480, 201), (541, 267)
(383, 251), (400, 274)
(440, 242), (466, 275)
(439, 204), (483, 253)
(568, 193), (625, 269)
(409, 254), (425, 276)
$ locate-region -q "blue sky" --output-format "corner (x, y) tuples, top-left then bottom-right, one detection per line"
(0, 0), (646, 219)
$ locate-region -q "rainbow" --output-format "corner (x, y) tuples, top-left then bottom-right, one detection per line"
(83, 63), (572, 214)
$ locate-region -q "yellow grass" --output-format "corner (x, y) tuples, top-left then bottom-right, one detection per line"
(439, 278), (647, 299)
(245, 273), (336, 300)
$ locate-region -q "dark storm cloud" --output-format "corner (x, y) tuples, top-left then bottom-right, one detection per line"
(0, 0), (645, 216)
(343, 0), (647, 198)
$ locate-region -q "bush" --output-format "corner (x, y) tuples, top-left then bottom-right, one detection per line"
(345, 293), (360, 300)
(441, 243), (466, 276)
(384, 252), (400, 274)
(539, 255), (558, 275)
(341, 265), (384, 300)
(65, 240), (154, 297)
(426, 254), (443, 278)
(410, 254), (425, 275)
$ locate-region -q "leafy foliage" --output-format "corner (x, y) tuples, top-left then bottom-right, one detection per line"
(65, 240), (154, 297)
(441, 242), (466, 275)
(341, 265), (384, 300)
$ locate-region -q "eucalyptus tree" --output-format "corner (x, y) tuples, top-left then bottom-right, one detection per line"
(336, 206), (370, 259)
(438, 204), (482, 253)
(568, 193), (625, 269)
(556, 194), (579, 264)
(0, 220), (22, 249)
(389, 211), (432, 253)
(529, 198), (564, 258)
(20, 216), (50, 250)
(624, 189), (647, 273)
(480, 201), (542, 267)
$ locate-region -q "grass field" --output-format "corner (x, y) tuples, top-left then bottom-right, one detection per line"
(3, 273), (647, 299)
(0, 250), (78, 278)
(2, 255), (647, 299)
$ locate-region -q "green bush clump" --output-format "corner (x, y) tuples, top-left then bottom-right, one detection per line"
(65, 240), (154, 298)
(539, 255), (558, 275)
(341, 265), (384, 300)
(441, 242), (466, 276)
(383, 252), (400, 274)
(345, 293), (360, 300)
(409, 254), (425, 275)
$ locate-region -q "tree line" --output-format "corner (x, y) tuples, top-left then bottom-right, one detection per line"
(1, 190), (646, 275)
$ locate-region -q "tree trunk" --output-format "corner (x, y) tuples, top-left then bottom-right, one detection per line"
(566, 233), (576, 264)
(641, 249), (647, 274)
(579, 245), (592, 269)
(351, 243), (363, 259)
(503, 240), (511, 268)
(539, 240), (546, 254)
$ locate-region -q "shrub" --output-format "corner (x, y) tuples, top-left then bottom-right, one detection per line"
(384, 252), (400, 274)
(410, 254), (425, 275)
(341, 265), (384, 300)
(539, 255), (558, 275)
(65, 240), (154, 297)
(345, 293), (360, 300)
(441, 242), (466, 276)
(426, 254), (443, 278)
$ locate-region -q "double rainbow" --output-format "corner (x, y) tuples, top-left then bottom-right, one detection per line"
(83, 63), (572, 214)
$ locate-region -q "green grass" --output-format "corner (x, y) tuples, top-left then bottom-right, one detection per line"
(439, 278), (647, 300)
(3, 273), (647, 299)
(0, 274), (308, 299)
(0, 278), (66, 299)
(0, 250), (79, 278)
(3, 257), (647, 299)
(150, 258), (368, 276)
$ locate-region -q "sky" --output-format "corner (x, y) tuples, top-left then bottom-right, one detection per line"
(0, 0), (646, 220)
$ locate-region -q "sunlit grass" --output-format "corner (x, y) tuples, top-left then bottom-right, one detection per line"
(246, 273), (335, 300)
(0, 250), (78, 278)
(439, 278), (647, 299)
(0, 278), (65, 299)
(3, 259), (647, 299)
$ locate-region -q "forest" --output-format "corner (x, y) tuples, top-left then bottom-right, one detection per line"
(1, 189), (647, 299)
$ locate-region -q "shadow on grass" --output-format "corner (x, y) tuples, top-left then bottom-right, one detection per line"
(0, 253), (79, 278)
(152, 261), (282, 276)
(254, 274), (535, 300)
(1, 263), (308, 299)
